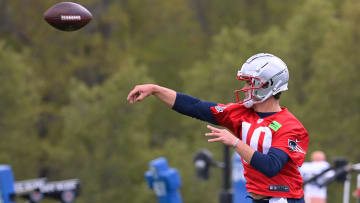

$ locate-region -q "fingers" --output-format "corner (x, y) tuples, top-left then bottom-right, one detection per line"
(204, 132), (216, 137)
(127, 87), (139, 103)
(205, 126), (236, 145)
(205, 131), (220, 141)
(206, 125), (221, 133)
(127, 84), (153, 104)
(208, 137), (223, 143)
(205, 131), (223, 143)
(134, 92), (146, 102)
(127, 85), (146, 104)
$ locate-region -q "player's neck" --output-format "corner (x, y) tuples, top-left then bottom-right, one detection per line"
(253, 97), (281, 113)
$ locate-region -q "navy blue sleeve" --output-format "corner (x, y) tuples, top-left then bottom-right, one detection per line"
(172, 92), (218, 125)
(250, 147), (289, 178)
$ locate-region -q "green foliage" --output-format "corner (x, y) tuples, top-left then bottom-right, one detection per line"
(55, 58), (154, 202)
(0, 0), (360, 202)
(279, 0), (335, 112)
(0, 41), (41, 178)
(304, 0), (360, 161)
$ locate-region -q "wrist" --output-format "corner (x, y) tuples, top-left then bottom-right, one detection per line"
(151, 85), (161, 95)
(233, 138), (240, 148)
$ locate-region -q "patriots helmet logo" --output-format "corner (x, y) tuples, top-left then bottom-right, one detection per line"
(288, 139), (306, 154)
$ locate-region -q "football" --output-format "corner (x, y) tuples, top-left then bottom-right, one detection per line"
(44, 2), (92, 31)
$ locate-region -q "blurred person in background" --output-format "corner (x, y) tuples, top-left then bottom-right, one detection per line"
(300, 151), (330, 203)
(128, 53), (309, 203)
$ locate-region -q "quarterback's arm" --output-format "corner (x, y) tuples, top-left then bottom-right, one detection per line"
(250, 148), (289, 177)
(127, 84), (177, 107)
(128, 85), (218, 124)
(172, 93), (218, 125)
(234, 143), (288, 177)
(231, 137), (288, 177)
(206, 125), (289, 177)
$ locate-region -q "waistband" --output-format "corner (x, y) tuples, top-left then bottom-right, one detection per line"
(249, 192), (271, 200)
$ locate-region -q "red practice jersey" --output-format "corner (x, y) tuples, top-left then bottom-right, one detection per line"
(210, 103), (309, 198)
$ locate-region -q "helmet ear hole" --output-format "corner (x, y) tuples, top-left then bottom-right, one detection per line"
(262, 82), (269, 89)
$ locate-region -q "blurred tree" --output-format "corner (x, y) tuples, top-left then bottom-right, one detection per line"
(301, 1), (360, 201)
(115, 0), (208, 146)
(278, 0), (335, 113)
(189, 0), (301, 35)
(0, 0), (359, 202)
(0, 41), (41, 179)
(304, 0), (360, 164)
(54, 58), (155, 203)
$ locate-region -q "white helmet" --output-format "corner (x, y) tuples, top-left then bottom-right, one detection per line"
(235, 53), (289, 108)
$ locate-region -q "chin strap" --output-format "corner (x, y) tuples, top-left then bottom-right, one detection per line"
(243, 100), (254, 108)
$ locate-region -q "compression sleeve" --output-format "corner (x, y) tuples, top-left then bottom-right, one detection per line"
(250, 147), (289, 178)
(172, 92), (218, 125)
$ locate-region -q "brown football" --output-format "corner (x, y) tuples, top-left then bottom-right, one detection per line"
(44, 2), (92, 31)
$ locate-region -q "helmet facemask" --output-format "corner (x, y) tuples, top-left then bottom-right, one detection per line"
(235, 75), (266, 108)
(235, 73), (287, 108)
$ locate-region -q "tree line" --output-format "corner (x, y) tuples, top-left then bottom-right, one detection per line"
(0, 0), (358, 202)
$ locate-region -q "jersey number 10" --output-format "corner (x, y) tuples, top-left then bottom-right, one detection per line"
(241, 121), (272, 154)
